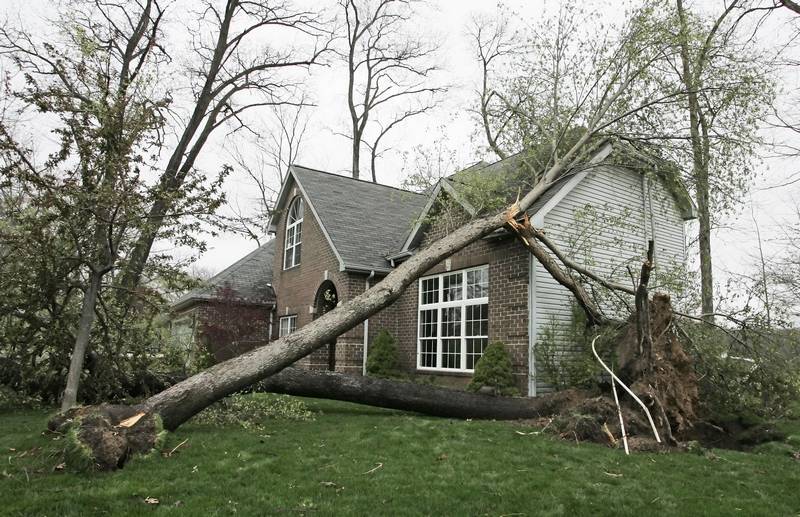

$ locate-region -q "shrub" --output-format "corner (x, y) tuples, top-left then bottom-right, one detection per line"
(467, 342), (519, 396)
(534, 305), (611, 391)
(0, 384), (41, 411)
(366, 330), (399, 377)
(684, 322), (800, 421)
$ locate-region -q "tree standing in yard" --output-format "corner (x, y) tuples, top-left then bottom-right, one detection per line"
(474, 2), (775, 323)
(341, 0), (444, 182)
(0, 0), (330, 409)
(673, 0), (775, 323)
(0, 0), (176, 410)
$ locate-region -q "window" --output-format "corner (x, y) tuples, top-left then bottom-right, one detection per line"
(279, 315), (297, 337)
(283, 197), (304, 269)
(417, 265), (489, 372)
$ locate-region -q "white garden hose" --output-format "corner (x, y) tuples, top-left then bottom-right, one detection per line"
(611, 370), (630, 455)
(591, 336), (661, 444)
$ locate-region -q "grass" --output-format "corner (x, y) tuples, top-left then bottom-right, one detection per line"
(1, 395), (799, 516)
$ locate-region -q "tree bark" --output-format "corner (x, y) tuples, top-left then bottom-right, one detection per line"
(62, 271), (103, 411)
(80, 134), (595, 440)
(676, 0), (719, 323)
(635, 240), (655, 362)
(257, 367), (584, 420)
(782, 0), (800, 16)
(507, 213), (607, 325)
(142, 209), (515, 430)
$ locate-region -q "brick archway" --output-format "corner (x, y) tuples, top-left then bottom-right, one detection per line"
(313, 280), (338, 371)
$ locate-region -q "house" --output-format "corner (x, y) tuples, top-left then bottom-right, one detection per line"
(171, 142), (695, 395)
(169, 240), (276, 363)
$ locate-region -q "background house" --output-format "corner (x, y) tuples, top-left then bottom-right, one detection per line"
(169, 241), (276, 364)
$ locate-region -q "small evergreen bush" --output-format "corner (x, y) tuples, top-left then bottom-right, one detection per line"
(366, 330), (399, 377)
(467, 342), (519, 396)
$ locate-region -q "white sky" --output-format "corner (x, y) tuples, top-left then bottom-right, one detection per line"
(5, 0), (800, 309)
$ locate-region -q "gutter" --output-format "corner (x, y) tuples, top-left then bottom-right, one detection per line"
(362, 270), (376, 376)
(342, 264), (392, 275)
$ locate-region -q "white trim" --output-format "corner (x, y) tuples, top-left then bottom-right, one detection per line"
(401, 179), (478, 253)
(283, 197), (303, 270)
(416, 265), (489, 373)
(440, 179), (477, 216)
(528, 252), (537, 397)
(278, 315), (297, 337)
(400, 180), (444, 252)
(291, 168), (346, 271)
(267, 166), (347, 271)
(531, 143), (614, 226)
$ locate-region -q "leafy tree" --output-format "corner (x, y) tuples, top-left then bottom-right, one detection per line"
(0, 0), (328, 408)
(472, 2), (776, 324)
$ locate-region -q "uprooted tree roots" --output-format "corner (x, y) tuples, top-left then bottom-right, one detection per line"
(546, 293), (699, 449)
(49, 404), (165, 471)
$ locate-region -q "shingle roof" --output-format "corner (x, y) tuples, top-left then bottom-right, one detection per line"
(292, 166), (429, 271)
(172, 239), (276, 311)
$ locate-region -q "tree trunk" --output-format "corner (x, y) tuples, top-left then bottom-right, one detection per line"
(141, 210), (513, 430)
(507, 213), (607, 325)
(140, 175), (570, 430)
(677, 0), (714, 323)
(61, 271), (103, 411)
(58, 136), (602, 471)
(352, 136), (361, 180)
(257, 367), (584, 420)
(635, 240), (655, 362)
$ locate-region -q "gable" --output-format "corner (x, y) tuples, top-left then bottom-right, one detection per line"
(270, 165), (428, 272)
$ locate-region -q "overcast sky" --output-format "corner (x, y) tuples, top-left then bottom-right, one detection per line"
(5, 0), (800, 307)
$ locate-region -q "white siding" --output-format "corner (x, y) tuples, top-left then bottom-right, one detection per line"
(530, 166), (687, 395)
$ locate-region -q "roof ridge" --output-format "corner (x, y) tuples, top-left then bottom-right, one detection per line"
(292, 164), (426, 197)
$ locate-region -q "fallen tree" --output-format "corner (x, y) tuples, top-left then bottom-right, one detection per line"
(254, 367), (588, 420)
(48, 286), (698, 471)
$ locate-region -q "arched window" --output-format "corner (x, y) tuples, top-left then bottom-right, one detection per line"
(283, 197), (304, 269)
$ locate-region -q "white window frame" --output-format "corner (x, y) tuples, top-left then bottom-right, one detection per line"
(416, 265), (489, 373)
(279, 315), (297, 337)
(283, 197), (304, 270)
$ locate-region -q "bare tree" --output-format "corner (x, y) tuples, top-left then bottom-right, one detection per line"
(224, 102), (310, 245)
(341, 0), (444, 181)
(116, 0), (331, 307)
(468, 12), (519, 160)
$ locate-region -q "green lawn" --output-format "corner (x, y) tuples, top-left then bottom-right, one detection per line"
(1, 396), (799, 516)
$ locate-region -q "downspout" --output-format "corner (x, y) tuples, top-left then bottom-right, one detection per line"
(362, 270), (376, 376)
(641, 173), (658, 266)
(641, 173), (650, 247)
(268, 309), (274, 341)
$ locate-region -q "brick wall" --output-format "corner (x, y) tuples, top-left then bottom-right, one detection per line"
(271, 178), (366, 374)
(269, 181), (531, 392)
(366, 203), (532, 395)
(171, 301), (272, 363)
